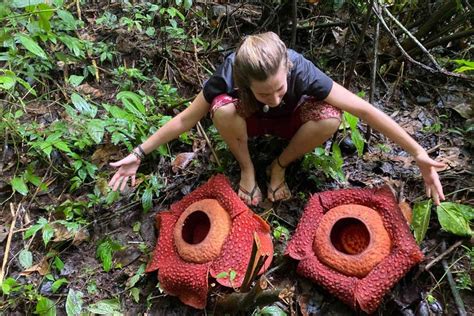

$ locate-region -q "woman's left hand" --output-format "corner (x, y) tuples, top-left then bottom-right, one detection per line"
(414, 152), (446, 205)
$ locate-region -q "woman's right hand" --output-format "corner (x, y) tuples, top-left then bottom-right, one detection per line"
(108, 154), (141, 191)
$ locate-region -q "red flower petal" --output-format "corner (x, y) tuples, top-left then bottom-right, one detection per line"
(210, 212), (273, 287)
(146, 211), (178, 272)
(158, 261), (210, 309)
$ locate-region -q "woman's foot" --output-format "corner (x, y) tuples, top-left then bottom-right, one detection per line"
(238, 167), (262, 206)
(267, 158), (292, 202)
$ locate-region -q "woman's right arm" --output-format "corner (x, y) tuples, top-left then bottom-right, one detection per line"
(109, 91), (210, 191)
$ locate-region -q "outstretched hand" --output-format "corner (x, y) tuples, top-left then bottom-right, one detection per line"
(108, 154), (141, 192)
(414, 152), (445, 205)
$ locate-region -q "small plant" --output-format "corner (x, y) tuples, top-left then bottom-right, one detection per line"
(302, 143), (345, 183)
(96, 238), (124, 272)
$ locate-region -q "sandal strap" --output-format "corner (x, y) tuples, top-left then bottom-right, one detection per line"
(239, 184), (258, 199)
(276, 156), (286, 169)
(268, 181), (291, 201)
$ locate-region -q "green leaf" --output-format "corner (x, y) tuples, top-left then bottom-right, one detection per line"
(54, 256), (64, 271)
(11, 177), (29, 195)
(71, 93), (97, 118)
(1, 277), (18, 295)
(36, 296), (57, 316)
(258, 305), (287, 316)
(127, 264), (145, 288)
(141, 187), (153, 212)
(53, 141), (72, 153)
(24, 217), (47, 240)
(87, 119), (106, 144)
(130, 287), (140, 303)
(42, 224), (54, 246)
(229, 270), (237, 281)
(215, 271), (228, 279)
(0, 75), (16, 89)
(68, 75), (84, 87)
(351, 128), (365, 156)
(117, 91), (146, 118)
(412, 200), (432, 243)
(65, 289), (83, 316)
(96, 239), (122, 272)
(19, 249), (33, 269)
(17, 34), (47, 59)
(184, 0), (193, 10)
(12, 0), (45, 9)
(437, 203), (473, 237)
(440, 202), (474, 221)
(87, 298), (121, 314)
(51, 278), (68, 293)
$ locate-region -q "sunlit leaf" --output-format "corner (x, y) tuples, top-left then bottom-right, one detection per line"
(18, 34), (47, 59)
(412, 200), (432, 243)
(66, 289), (83, 316)
(71, 93), (97, 118)
(68, 75), (84, 87)
(11, 177), (29, 195)
(437, 202), (473, 237)
(87, 298), (121, 314)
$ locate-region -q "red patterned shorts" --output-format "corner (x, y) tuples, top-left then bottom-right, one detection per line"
(210, 94), (341, 140)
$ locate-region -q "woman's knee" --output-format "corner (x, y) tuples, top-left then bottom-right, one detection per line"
(305, 117), (340, 137)
(211, 102), (238, 125)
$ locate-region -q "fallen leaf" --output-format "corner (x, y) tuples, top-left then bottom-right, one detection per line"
(20, 256), (49, 276)
(172, 152), (196, 173)
(399, 201), (413, 225)
(72, 228), (90, 246)
(92, 144), (121, 167)
(76, 83), (104, 98)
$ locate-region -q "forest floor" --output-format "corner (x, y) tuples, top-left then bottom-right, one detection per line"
(1, 1), (473, 315)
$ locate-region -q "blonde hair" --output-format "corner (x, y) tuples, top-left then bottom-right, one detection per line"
(234, 32), (290, 115)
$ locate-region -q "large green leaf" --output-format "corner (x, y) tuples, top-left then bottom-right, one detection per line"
(87, 298), (121, 314)
(87, 119), (106, 144)
(71, 93), (97, 118)
(18, 34), (47, 59)
(65, 289), (83, 316)
(412, 200), (432, 243)
(436, 202), (473, 237)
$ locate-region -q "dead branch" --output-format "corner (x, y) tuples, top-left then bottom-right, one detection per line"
(290, 0), (297, 48)
(366, 0), (379, 145)
(0, 203), (20, 283)
(373, 5), (471, 80)
(196, 121), (222, 167)
(425, 239), (464, 271)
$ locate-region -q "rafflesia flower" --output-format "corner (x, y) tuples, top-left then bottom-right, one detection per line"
(286, 186), (423, 314)
(146, 174), (273, 309)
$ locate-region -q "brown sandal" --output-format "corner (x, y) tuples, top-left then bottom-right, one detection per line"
(238, 184), (262, 206)
(267, 181), (292, 202)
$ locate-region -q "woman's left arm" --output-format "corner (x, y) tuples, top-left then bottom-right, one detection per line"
(325, 82), (445, 204)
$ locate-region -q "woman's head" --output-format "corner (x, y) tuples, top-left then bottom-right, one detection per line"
(234, 32), (290, 111)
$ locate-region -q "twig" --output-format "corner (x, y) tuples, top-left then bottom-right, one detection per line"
(76, 0), (82, 21)
(365, 0), (379, 145)
(196, 121), (221, 167)
(373, 5), (470, 79)
(0, 203), (20, 283)
(0, 129), (8, 173)
(440, 241), (467, 316)
(425, 240), (464, 271)
(290, 0), (297, 48)
(382, 6), (442, 72)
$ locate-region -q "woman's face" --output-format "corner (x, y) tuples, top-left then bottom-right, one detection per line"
(249, 61), (288, 108)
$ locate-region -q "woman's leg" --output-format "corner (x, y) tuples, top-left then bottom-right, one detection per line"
(268, 99), (341, 201)
(212, 102), (262, 205)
